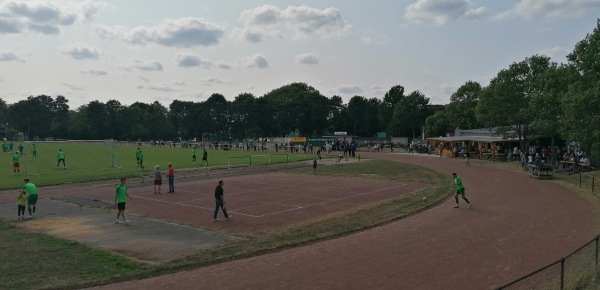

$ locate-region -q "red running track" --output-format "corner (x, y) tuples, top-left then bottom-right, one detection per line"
(91, 153), (598, 290)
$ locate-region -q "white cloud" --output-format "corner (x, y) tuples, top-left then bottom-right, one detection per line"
(338, 85), (363, 95)
(125, 59), (163, 71)
(174, 52), (232, 69)
(203, 77), (227, 86)
(241, 54), (269, 69)
(80, 68), (107, 75)
(96, 17), (226, 48)
(60, 44), (102, 60)
(173, 80), (186, 86)
(295, 53), (320, 64)
(539, 46), (570, 62)
(360, 35), (390, 45)
(495, 0), (600, 20)
(0, 51), (23, 62)
(216, 61), (232, 70)
(139, 76), (150, 82)
(62, 83), (84, 91)
(236, 5), (352, 43)
(0, 0), (105, 34)
(405, 0), (487, 25)
(233, 26), (284, 43)
(239, 5), (281, 25)
(174, 52), (213, 68)
(137, 83), (177, 92)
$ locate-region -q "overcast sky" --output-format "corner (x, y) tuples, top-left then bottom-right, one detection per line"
(0, 0), (598, 109)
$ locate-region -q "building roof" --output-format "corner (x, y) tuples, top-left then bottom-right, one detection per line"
(427, 136), (518, 143)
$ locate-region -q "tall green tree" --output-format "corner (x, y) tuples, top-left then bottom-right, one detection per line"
(392, 90), (432, 139)
(379, 85), (405, 136)
(230, 93), (256, 138)
(563, 19), (600, 158)
(425, 111), (451, 138)
(52, 95), (70, 138)
(445, 81), (482, 130)
(476, 55), (552, 149)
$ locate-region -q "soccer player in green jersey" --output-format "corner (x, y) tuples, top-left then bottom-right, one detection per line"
(115, 177), (133, 224)
(32, 143), (37, 157)
(57, 148), (66, 168)
(135, 148), (142, 167)
(452, 173), (471, 209)
(22, 178), (38, 218)
(12, 152), (20, 173)
(192, 147), (197, 163)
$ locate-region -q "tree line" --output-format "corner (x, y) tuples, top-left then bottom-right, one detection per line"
(1, 20), (599, 158)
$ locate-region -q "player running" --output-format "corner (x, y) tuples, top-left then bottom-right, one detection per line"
(452, 173), (472, 209)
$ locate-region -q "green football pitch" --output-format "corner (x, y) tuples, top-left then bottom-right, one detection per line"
(1, 142), (320, 189)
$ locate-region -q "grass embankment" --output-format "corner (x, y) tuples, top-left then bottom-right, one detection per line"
(0, 159), (451, 290)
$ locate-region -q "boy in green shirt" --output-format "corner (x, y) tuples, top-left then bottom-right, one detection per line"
(192, 147), (197, 163)
(12, 152), (20, 173)
(452, 173), (472, 209)
(115, 177), (133, 224)
(57, 149), (66, 168)
(32, 143), (37, 157)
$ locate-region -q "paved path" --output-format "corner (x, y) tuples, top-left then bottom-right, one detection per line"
(91, 153), (598, 290)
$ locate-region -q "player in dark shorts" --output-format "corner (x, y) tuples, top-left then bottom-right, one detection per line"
(22, 178), (38, 219)
(202, 149), (208, 166)
(452, 173), (471, 209)
(57, 148), (66, 168)
(115, 177), (132, 224)
(313, 159), (318, 174)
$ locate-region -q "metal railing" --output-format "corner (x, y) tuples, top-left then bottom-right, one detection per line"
(497, 235), (600, 289)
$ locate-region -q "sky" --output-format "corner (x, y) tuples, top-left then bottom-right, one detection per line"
(0, 0), (599, 109)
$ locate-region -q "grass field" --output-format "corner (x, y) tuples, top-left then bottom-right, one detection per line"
(0, 159), (452, 290)
(0, 142), (320, 189)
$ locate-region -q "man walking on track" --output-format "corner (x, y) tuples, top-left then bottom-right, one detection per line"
(22, 178), (38, 218)
(452, 173), (472, 209)
(213, 180), (231, 222)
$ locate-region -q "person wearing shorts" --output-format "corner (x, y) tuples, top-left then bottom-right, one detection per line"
(17, 191), (27, 219)
(202, 149), (208, 166)
(452, 173), (471, 209)
(313, 159), (317, 174)
(192, 147), (197, 163)
(153, 165), (162, 194)
(12, 152), (20, 173)
(56, 148), (66, 168)
(22, 178), (38, 218)
(115, 177), (132, 224)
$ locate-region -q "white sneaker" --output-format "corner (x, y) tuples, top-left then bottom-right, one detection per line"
(453, 205), (459, 208)
(226, 215), (232, 221)
(213, 219), (219, 222)
(125, 220), (131, 225)
(115, 219), (122, 224)
(28, 215), (32, 219)
(468, 204), (472, 209)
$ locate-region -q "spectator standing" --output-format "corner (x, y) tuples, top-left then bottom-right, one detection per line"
(167, 163), (175, 193)
(153, 165), (162, 194)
